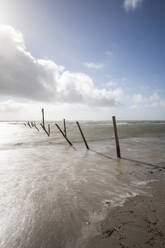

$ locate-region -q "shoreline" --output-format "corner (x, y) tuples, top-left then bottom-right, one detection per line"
(87, 175), (165, 248)
(0, 121), (165, 248)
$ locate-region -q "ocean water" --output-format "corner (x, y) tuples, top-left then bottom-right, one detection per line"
(0, 120), (165, 248)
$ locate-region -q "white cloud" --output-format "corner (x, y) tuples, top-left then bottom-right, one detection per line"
(123, 0), (143, 11)
(104, 77), (127, 88)
(0, 99), (23, 113)
(0, 99), (119, 121)
(0, 25), (123, 108)
(83, 62), (104, 69)
(0, 25), (62, 102)
(132, 93), (146, 103)
(132, 92), (165, 108)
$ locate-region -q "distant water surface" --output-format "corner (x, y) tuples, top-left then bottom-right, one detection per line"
(1, 120), (165, 149)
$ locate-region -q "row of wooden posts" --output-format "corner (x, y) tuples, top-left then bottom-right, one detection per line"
(25, 108), (121, 158)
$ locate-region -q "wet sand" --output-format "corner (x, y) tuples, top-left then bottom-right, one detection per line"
(87, 175), (165, 248)
(0, 122), (165, 248)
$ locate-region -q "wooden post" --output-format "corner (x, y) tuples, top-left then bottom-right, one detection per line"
(41, 108), (45, 127)
(33, 122), (39, 132)
(48, 124), (50, 135)
(112, 116), (121, 158)
(76, 121), (89, 150)
(63, 119), (66, 136)
(27, 121), (32, 128)
(40, 124), (50, 136)
(55, 124), (73, 146)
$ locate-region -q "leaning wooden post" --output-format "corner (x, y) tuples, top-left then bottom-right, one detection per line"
(31, 121), (34, 127)
(63, 119), (66, 136)
(76, 121), (89, 150)
(33, 122), (39, 132)
(40, 124), (50, 136)
(55, 124), (73, 146)
(48, 124), (50, 135)
(27, 121), (32, 128)
(41, 108), (45, 127)
(112, 116), (121, 158)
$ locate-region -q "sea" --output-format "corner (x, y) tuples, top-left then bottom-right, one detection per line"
(0, 120), (165, 248)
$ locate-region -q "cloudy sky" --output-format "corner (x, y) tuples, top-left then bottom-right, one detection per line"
(0, 0), (165, 120)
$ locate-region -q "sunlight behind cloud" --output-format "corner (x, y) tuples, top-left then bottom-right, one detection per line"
(0, 25), (122, 108)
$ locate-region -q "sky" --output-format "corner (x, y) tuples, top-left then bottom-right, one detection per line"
(0, 0), (165, 120)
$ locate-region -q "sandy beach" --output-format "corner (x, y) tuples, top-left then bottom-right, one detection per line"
(0, 122), (165, 248)
(87, 171), (165, 248)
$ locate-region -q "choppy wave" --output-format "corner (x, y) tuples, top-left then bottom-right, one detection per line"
(0, 120), (165, 149)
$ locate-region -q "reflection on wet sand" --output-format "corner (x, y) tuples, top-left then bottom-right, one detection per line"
(0, 122), (165, 247)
